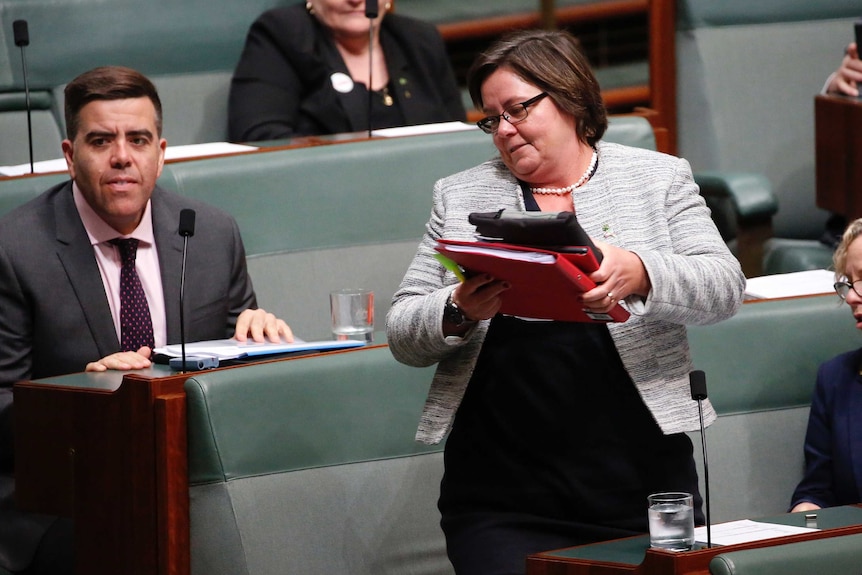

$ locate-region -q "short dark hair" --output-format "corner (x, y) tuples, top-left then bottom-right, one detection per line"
(64, 66), (163, 140)
(467, 29), (607, 146)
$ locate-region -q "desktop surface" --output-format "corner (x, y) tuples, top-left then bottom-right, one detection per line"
(532, 505), (862, 568)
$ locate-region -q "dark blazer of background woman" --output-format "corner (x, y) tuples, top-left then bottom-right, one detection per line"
(228, 3), (466, 142)
(790, 348), (862, 509)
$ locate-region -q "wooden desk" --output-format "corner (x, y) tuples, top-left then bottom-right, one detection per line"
(14, 366), (191, 575)
(814, 94), (862, 220)
(526, 505), (862, 575)
(13, 342), (388, 575)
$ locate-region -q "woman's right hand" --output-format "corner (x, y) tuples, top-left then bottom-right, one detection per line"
(453, 274), (509, 321)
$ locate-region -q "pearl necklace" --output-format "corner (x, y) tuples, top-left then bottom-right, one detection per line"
(530, 147), (598, 195)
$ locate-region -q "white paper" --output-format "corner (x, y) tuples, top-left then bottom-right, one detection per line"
(694, 519), (818, 547)
(0, 142), (258, 177)
(744, 269), (835, 300)
(372, 121), (479, 137)
(154, 337), (364, 360)
(438, 243), (556, 264)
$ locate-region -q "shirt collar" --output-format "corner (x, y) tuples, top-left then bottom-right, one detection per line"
(72, 181), (156, 246)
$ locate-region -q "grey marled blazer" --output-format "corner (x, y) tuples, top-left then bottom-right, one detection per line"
(386, 141), (746, 444)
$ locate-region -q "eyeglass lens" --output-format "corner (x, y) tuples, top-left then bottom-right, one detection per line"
(835, 280), (862, 298)
(477, 93), (546, 134)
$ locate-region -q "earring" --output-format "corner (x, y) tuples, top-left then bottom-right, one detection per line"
(306, 1), (314, 15)
(384, 2), (392, 10)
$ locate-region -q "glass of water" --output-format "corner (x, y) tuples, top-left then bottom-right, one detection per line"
(647, 492), (694, 551)
(330, 289), (374, 342)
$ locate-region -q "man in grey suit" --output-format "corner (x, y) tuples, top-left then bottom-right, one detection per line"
(0, 65), (292, 574)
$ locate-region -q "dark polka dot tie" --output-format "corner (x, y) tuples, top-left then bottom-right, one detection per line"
(110, 238), (155, 352)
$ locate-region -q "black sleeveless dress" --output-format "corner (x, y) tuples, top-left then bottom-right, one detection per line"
(438, 186), (703, 575)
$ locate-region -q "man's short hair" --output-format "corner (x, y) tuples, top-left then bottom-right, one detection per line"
(64, 66), (163, 140)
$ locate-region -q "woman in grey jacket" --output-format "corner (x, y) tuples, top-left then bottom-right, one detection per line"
(386, 30), (745, 575)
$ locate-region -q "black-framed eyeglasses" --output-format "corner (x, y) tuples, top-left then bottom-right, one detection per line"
(476, 92), (549, 134)
(834, 279), (862, 299)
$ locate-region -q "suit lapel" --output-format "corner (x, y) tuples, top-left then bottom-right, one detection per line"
(151, 190), (183, 344)
(52, 184), (119, 356)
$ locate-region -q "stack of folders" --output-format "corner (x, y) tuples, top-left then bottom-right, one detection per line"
(434, 239), (630, 323)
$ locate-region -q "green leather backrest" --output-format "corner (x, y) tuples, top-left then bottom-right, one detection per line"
(688, 295), (858, 415)
(0, 0), (288, 91)
(161, 116), (653, 257)
(709, 533), (862, 575)
(184, 345), (440, 485)
(677, 0), (861, 30)
(396, 0), (615, 25)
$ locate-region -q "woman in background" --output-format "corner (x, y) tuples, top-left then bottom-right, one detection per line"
(791, 218), (862, 512)
(228, 0), (465, 141)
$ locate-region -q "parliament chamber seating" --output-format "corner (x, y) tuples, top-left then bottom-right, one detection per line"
(0, 115), (777, 341)
(708, 532), (862, 575)
(3, 114), (857, 571)
(676, 0), (859, 273)
(0, 0), (676, 165)
(177, 292), (857, 574)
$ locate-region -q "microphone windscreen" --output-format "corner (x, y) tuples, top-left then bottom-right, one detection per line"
(179, 209), (196, 237)
(365, 0), (379, 18)
(13, 20), (29, 47)
(689, 370), (708, 401)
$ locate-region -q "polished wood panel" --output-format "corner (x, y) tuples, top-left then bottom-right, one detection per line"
(815, 94), (862, 220)
(14, 372), (189, 575)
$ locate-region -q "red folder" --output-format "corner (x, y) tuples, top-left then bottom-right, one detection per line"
(435, 239), (630, 323)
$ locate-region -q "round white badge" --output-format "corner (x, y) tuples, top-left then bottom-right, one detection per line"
(330, 72), (354, 94)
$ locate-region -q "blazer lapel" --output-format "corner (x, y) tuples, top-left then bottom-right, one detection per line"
(318, 36), (368, 132)
(380, 30), (421, 126)
(151, 190), (184, 344)
(52, 185), (119, 356)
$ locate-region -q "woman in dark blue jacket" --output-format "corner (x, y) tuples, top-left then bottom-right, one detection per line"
(791, 218), (862, 511)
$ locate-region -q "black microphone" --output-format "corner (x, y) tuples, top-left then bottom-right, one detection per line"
(690, 369), (711, 548)
(13, 20), (34, 174)
(365, 0), (379, 18)
(366, 0), (379, 137)
(176, 209), (196, 372)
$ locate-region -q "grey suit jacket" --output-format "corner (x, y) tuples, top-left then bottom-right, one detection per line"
(386, 141), (746, 444)
(0, 181), (256, 385)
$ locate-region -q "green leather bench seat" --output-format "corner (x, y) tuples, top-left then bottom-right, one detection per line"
(184, 345), (447, 575)
(177, 292), (859, 574)
(709, 533), (862, 575)
(686, 295), (858, 523)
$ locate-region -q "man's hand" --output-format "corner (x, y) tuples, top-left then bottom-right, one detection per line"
(234, 308), (294, 343)
(86, 346), (153, 372)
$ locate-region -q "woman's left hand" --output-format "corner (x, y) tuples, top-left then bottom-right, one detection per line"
(581, 240), (651, 311)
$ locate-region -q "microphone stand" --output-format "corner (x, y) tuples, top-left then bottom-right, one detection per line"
(180, 234), (189, 371)
(367, 20), (374, 138)
(13, 20), (33, 174)
(177, 209), (196, 372)
(690, 370), (712, 548)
